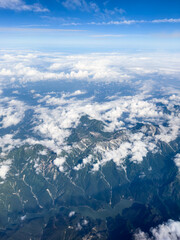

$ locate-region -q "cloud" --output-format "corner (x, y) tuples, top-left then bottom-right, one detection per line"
(76, 223), (82, 231)
(89, 18), (180, 25)
(0, 0), (49, 12)
(62, 0), (99, 12)
(1, 51), (180, 85)
(69, 211), (75, 217)
(54, 157), (66, 172)
(62, 90), (86, 97)
(0, 134), (22, 153)
(134, 220), (180, 240)
(82, 219), (88, 225)
(0, 51), (179, 174)
(174, 154), (180, 173)
(38, 149), (48, 156)
(104, 7), (126, 15)
(20, 215), (26, 221)
(0, 160), (12, 180)
(33, 88), (179, 172)
(0, 87), (179, 174)
(0, 27), (84, 32)
(152, 18), (180, 23)
(91, 34), (126, 38)
(0, 98), (27, 128)
(76, 128), (158, 172)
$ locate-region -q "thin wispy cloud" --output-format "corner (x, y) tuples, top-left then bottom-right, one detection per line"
(0, 27), (84, 32)
(89, 18), (180, 25)
(152, 18), (180, 23)
(62, 0), (99, 12)
(104, 7), (126, 15)
(91, 34), (126, 38)
(0, 0), (49, 12)
(47, 18), (180, 27)
(61, 0), (125, 17)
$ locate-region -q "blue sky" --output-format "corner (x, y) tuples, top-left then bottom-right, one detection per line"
(0, 0), (180, 51)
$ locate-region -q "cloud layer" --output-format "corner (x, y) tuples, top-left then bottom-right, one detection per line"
(0, 50), (179, 175)
(0, 51), (180, 84)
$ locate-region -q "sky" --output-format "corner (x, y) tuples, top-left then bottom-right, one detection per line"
(0, 0), (180, 51)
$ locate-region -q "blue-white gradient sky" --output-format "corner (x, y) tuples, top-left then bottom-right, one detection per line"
(0, 0), (180, 51)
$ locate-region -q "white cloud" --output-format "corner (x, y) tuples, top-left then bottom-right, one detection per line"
(69, 211), (75, 217)
(0, 134), (22, 153)
(91, 34), (126, 38)
(76, 222), (82, 231)
(0, 0), (49, 12)
(104, 7), (126, 15)
(54, 157), (66, 172)
(62, 90), (86, 97)
(89, 18), (180, 25)
(0, 98), (27, 128)
(152, 18), (180, 23)
(82, 219), (88, 225)
(134, 220), (180, 240)
(21, 215), (26, 221)
(174, 154), (180, 172)
(12, 90), (19, 94)
(7, 52), (180, 84)
(0, 165), (10, 179)
(0, 159), (12, 180)
(0, 52), (180, 84)
(38, 149), (48, 156)
(62, 0), (99, 12)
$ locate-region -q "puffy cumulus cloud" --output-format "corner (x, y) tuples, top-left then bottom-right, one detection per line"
(32, 104), (81, 156)
(174, 154), (180, 172)
(64, 90), (86, 97)
(156, 117), (180, 143)
(0, 134), (22, 153)
(0, 98), (27, 128)
(54, 157), (66, 172)
(82, 219), (88, 226)
(38, 149), (48, 156)
(134, 220), (180, 240)
(0, 165), (10, 180)
(154, 95), (180, 143)
(69, 211), (75, 217)
(0, 51), (180, 85)
(0, 159), (12, 180)
(0, 0), (49, 12)
(20, 215), (26, 221)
